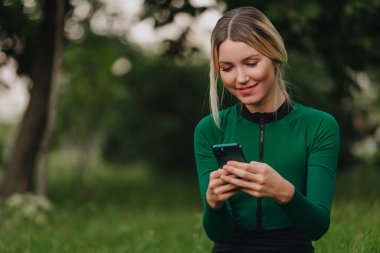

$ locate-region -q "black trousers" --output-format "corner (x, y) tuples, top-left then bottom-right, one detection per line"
(212, 226), (314, 253)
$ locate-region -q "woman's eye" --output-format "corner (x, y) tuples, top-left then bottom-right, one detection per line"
(246, 62), (258, 67)
(221, 67), (232, 72)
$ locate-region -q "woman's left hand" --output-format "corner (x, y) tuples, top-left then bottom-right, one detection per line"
(220, 161), (295, 204)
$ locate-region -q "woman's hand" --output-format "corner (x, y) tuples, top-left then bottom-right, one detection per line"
(220, 161), (295, 204)
(206, 169), (241, 209)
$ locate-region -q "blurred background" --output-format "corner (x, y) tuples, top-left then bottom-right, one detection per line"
(0, 0), (379, 252)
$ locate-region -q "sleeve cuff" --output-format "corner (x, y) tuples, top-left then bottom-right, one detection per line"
(280, 188), (304, 211)
(205, 202), (229, 216)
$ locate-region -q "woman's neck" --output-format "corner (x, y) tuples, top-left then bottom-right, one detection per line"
(245, 92), (286, 113)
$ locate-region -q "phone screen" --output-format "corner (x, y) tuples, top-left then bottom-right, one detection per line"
(212, 143), (247, 167)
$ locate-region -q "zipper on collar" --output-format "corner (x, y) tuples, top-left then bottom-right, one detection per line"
(257, 116), (265, 230)
(237, 102), (294, 230)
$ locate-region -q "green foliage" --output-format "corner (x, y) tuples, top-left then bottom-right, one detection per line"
(56, 33), (211, 172)
(101, 55), (209, 172)
(55, 36), (125, 148)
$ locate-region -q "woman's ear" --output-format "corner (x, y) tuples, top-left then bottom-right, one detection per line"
(272, 60), (281, 68)
(272, 60), (282, 74)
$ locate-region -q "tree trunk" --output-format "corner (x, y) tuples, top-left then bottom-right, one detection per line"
(1, 0), (65, 197)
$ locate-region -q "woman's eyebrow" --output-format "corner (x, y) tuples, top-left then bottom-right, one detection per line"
(219, 54), (261, 64)
(244, 54), (260, 60)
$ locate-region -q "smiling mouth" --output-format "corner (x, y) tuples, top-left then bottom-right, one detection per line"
(236, 82), (259, 94)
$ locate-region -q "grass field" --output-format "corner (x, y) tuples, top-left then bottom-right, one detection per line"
(0, 155), (379, 253)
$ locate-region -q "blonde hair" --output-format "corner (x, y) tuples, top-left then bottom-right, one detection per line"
(209, 6), (289, 127)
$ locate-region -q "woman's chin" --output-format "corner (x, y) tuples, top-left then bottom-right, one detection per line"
(238, 96), (261, 106)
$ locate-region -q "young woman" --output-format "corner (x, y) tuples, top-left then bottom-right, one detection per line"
(194, 6), (340, 253)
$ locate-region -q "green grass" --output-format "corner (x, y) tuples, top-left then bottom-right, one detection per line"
(316, 201), (380, 253)
(315, 167), (380, 253)
(0, 157), (379, 252)
(0, 160), (212, 253)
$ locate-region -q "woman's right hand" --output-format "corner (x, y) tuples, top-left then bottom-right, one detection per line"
(206, 169), (240, 209)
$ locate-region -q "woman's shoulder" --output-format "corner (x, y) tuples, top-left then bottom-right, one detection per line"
(291, 103), (339, 127)
(194, 113), (215, 133)
(194, 105), (239, 133)
(291, 103), (340, 152)
(288, 103), (340, 139)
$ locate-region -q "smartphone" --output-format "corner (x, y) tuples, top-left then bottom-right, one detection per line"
(212, 143), (247, 168)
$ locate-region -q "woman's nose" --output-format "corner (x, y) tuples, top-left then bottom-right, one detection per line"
(236, 68), (249, 84)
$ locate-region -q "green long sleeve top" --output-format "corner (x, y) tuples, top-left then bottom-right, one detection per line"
(194, 103), (340, 242)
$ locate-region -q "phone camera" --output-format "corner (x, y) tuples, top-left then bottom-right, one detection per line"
(214, 147), (225, 157)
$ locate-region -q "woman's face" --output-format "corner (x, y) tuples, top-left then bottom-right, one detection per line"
(218, 39), (279, 112)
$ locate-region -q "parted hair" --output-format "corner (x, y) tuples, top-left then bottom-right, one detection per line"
(209, 6), (289, 127)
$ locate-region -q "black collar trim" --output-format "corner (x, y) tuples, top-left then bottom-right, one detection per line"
(238, 100), (293, 124)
